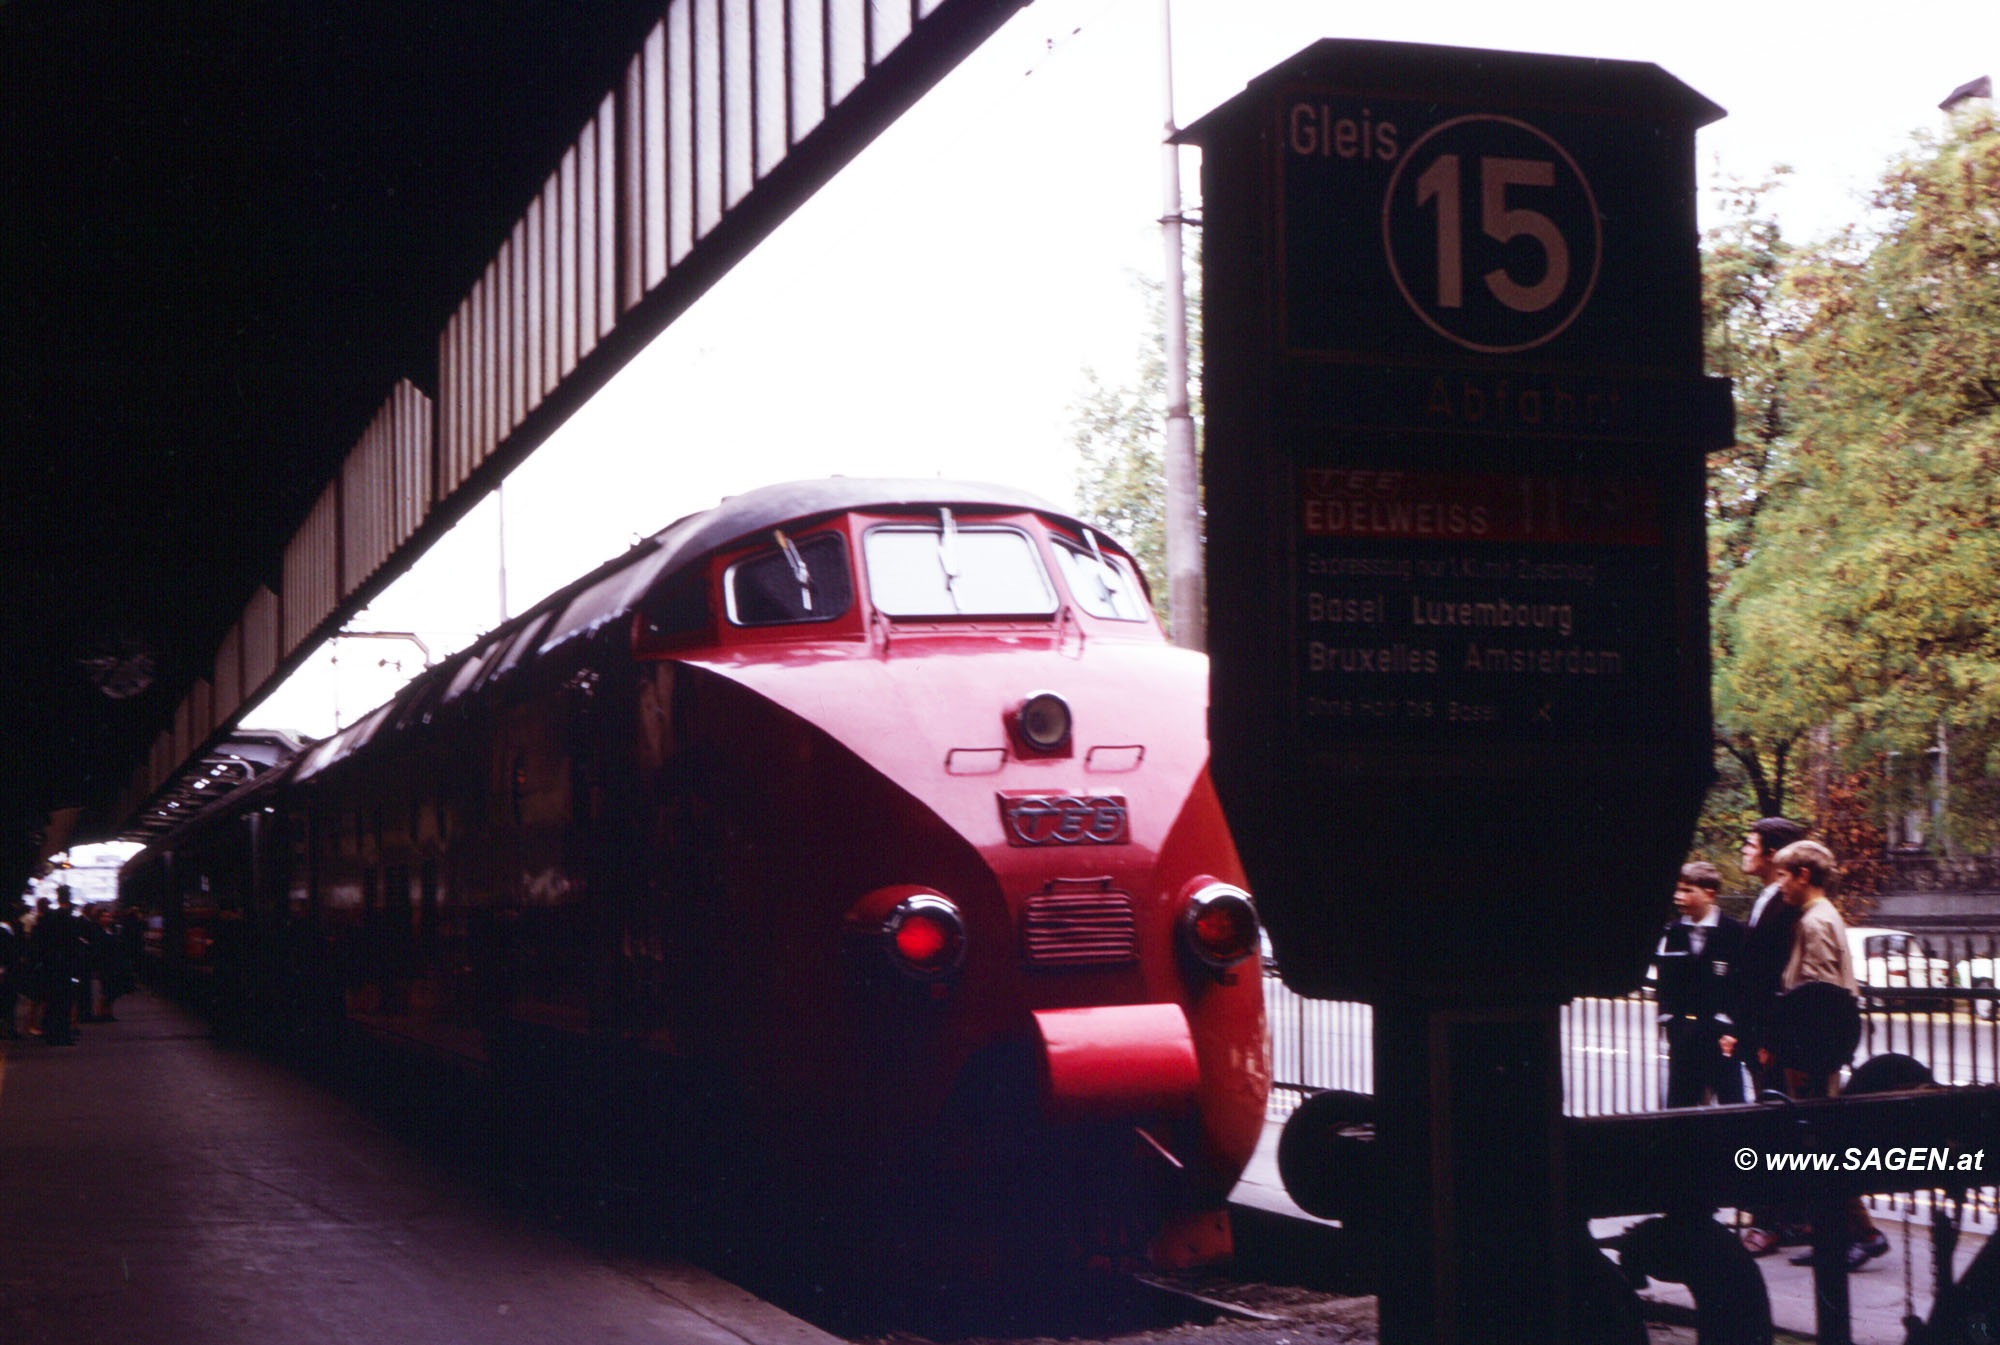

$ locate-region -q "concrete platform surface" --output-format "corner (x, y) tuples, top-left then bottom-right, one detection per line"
(0, 993), (842, 1345)
(8, 992), (1989, 1345)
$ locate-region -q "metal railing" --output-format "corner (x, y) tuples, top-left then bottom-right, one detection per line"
(1264, 931), (2000, 1119)
(1262, 933), (2000, 1233)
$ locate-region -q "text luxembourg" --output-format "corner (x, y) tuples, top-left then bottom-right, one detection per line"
(1412, 596), (1574, 639)
(1306, 594), (1579, 639)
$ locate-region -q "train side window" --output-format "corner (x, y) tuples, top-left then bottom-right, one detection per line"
(725, 531), (853, 626)
(440, 643), (499, 705)
(540, 545), (674, 653)
(480, 612), (555, 688)
(637, 565), (710, 641)
(1052, 539), (1150, 621)
(864, 521), (1056, 618)
(395, 663), (455, 730)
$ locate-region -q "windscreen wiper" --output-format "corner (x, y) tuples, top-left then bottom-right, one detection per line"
(1084, 527), (1121, 606)
(936, 507), (963, 613)
(775, 528), (813, 612)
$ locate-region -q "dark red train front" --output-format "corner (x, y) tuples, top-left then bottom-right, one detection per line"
(120, 478), (1269, 1274)
(650, 487), (1271, 1268)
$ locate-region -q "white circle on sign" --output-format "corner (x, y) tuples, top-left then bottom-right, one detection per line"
(1381, 114), (1603, 355)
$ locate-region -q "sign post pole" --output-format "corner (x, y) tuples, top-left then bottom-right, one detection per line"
(1374, 1000), (1570, 1341)
(1182, 41), (1729, 1343)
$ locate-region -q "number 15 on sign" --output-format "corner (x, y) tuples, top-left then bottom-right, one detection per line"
(1383, 115), (1602, 355)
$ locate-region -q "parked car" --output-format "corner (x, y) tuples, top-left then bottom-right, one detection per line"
(1955, 950), (1998, 1021)
(1848, 927), (1954, 1009)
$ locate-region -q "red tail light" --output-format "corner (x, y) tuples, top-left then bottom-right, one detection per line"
(1180, 880), (1258, 969)
(843, 885), (968, 985)
(883, 893), (967, 980)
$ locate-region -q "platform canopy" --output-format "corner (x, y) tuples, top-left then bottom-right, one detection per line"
(0, 0), (1024, 887)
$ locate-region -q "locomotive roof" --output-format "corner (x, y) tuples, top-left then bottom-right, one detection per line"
(640, 477), (1071, 560)
(134, 478), (1118, 837)
(536, 476), (1087, 649)
(281, 478), (1098, 785)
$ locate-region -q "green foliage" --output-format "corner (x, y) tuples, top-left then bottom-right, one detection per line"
(1698, 109), (2000, 854)
(1702, 169), (1799, 579)
(1779, 111), (2000, 840)
(1699, 173), (1818, 823)
(1068, 269), (1201, 628)
(1820, 764), (1888, 919)
(1683, 748), (1764, 892)
(1070, 363), (1169, 616)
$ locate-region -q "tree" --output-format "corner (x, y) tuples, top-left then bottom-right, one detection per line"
(1702, 170), (1798, 578)
(1820, 764), (1887, 919)
(1703, 109), (2000, 856)
(1768, 110), (2000, 841)
(1068, 270), (1201, 631)
(1070, 365), (1168, 615)
(1699, 172), (1822, 822)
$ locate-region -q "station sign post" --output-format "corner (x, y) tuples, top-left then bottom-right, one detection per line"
(1181, 41), (1729, 1343)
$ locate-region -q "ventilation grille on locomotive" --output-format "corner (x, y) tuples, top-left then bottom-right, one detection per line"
(1023, 888), (1137, 967)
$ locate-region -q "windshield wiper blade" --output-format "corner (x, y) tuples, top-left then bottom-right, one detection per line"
(1084, 527), (1121, 604)
(775, 528), (813, 612)
(936, 507), (963, 613)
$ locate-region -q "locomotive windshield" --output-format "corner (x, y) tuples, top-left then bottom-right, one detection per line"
(864, 521), (1057, 618)
(1052, 538), (1150, 622)
(726, 530), (853, 625)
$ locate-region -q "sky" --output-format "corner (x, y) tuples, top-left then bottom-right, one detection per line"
(242, 0), (2000, 739)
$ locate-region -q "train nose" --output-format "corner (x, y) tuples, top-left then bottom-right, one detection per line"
(1032, 1003), (1201, 1123)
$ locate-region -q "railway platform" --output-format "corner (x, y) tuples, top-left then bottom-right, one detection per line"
(0, 992), (843, 1345)
(4, 990), (1990, 1344)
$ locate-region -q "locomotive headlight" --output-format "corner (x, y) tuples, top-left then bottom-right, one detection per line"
(883, 892), (967, 981)
(1180, 880), (1259, 970)
(1016, 691), (1072, 752)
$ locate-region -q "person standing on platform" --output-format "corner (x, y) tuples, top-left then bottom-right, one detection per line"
(77, 903), (104, 1021)
(121, 906), (145, 999)
(21, 896), (50, 1036)
(31, 887), (86, 1045)
(94, 905), (137, 1022)
(1768, 838), (1890, 1269)
(1654, 861), (1747, 1106)
(1721, 816), (1808, 1256)
(1771, 839), (1860, 1086)
(1719, 818), (1808, 1093)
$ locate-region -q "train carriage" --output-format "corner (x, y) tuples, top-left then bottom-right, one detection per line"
(124, 478), (1270, 1271)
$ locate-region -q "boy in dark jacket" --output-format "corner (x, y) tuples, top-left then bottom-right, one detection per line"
(1654, 861), (1747, 1107)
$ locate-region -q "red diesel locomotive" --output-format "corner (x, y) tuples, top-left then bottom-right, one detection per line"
(121, 478), (1269, 1269)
